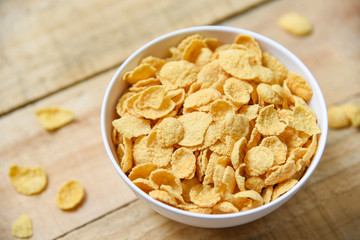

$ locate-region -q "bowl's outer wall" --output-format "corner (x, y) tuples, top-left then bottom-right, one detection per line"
(101, 26), (328, 228)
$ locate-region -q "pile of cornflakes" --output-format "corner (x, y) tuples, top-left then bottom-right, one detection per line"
(112, 34), (321, 214)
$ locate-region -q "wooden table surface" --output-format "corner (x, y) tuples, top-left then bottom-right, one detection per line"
(1, 0), (360, 239)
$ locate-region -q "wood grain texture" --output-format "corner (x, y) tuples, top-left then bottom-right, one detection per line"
(0, 0), (267, 115)
(0, 70), (136, 240)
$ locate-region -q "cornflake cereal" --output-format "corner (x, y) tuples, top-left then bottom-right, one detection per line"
(35, 106), (74, 131)
(9, 165), (47, 195)
(12, 215), (33, 239)
(111, 34), (321, 214)
(328, 103), (360, 128)
(56, 180), (85, 210)
(278, 12), (313, 36)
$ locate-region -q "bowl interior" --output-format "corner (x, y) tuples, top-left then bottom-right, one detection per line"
(101, 26), (328, 223)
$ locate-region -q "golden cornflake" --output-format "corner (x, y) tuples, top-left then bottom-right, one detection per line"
(111, 33), (321, 215)
(171, 148), (196, 179)
(159, 60), (198, 90)
(278, 12), (313, 36)
(327, 105), (350, 128)
(244, 146), (274, 176)
(123, 63), (157, 85)
(12, 215), (33, 239)
(112, 113), (151, 139)
(219, 49), (257, 80)
(56, 180), (85, 210)
(223, 78), (253, 106)
(285, 72), (313, 102)
(156, 117), (184, 147)
(178, 112), (212, 147)
(272, 179), (298, 201)
(256, 105), (286, 136)
(35, 106), (74, 131)
(189, 184), (221, 208)
(9, 165), (47, 195)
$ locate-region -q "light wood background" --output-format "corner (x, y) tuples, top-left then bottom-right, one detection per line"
(1, 0), (359, 239)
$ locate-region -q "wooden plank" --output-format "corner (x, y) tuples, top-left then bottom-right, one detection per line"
(221, 0), (360, 106)
(0, 0), (268, 115)
(0, 70), (137, 240)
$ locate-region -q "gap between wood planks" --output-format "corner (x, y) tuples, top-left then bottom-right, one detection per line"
(53, 199), (138, 240)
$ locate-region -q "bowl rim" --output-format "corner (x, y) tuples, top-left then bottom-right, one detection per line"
(101, 25), (328, 219)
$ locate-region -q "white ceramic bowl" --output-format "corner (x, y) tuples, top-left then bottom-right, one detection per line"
(101, 26), (328, 228)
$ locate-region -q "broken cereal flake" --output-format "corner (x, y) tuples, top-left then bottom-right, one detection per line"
(35, 106), (74, 131)
(231, 137), (247, 170)
(12, 215), (33, 239)
(264, 160), (296, 186)
(9, 165), (47, 195)
(212, 201), (239, 214)
(133, 178), (158, 194)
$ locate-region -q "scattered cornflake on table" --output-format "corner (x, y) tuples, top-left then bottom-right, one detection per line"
(56, 180), (85, 210)
(328, 103), (360, 128)
(8, 165), (47, 195)
(278, 12), (313, 36)
(12, 215), (33, 239)
(35, 106), (74, 131)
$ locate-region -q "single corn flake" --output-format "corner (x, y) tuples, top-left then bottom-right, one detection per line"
(123, 63), (157, 85)
(182, 39), (206, 62)
(156, 117), (184, 147)
(210, 99), (236, 122)
(35, 106), (74, 131)
(234, 34), (262, 64)
(134, 97), (176, 120)
(285, 72), (313, 102)
(245, 176), (265, 194)
(135, 85), (165, 109)
(289, 97), (321, 135)
(12, 215), (33, 239)
(260, 136), (287, 165)
(223, 78), (253, 106)
(262, 52), (288, 85)
(56, 180), (85, 210)
(112, 113), (151, 139)
(119, 137), (133, 173)
(181, 177), (200, 202)
(9, 165), (47, 195)
(219, 49), (257, 79)
(256, 83), (283, 105)
(278, 12), (313, 36)
(272, 179), (298, 201)
(149, 169), (182, 195)
(184, 88), (222, 110)
(171, 148), (196, 179)
(231, 137), (247, 170)
(327, 105), (350, 128)
(149, 190), (178, 207)
(264, 160), (296, 186)
(189, 184), (221, 208)
(262, 186), (274, 204)
(178, 112), (212, 147)
(256, 105), (287, 136)
(342, 103), (360, 127)
(219, 113), (249, 142)
(212, 202), (239, 214)
(239, 104), (259, 121)
(159, 60), (198, 90)
(128, 163), (158, 181)
(116, 92), (137, 117)
(133, 178), (158, 194)
(244, 146), (274, 176)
